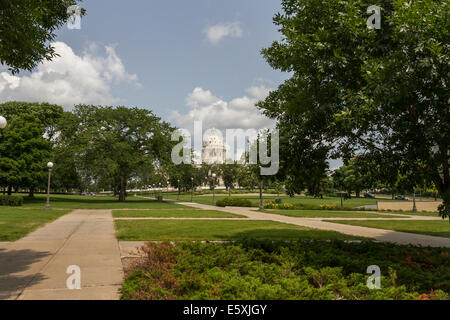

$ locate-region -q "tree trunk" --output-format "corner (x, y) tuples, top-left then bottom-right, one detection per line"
(29, 188), (35, 198)
(7, 185), (12, 196)
(119, 170), (127, 202)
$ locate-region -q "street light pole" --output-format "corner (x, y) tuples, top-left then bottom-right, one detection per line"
(212, 173), (216, 205)
(166, 180), (169, 199)
(45, 162), (54, 210)
(191, 177), (194, 202)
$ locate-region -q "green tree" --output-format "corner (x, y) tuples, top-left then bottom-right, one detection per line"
(258, 0), (450, 219)
(332, 157), (378, 198)
(0, 102), (63, 195)
(220, 162), (239, 196)
(61, 105), (175, 201)
(0, 0), (85, 74)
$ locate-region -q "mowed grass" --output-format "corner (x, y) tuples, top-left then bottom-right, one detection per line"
(21, 194), (185, 209)
(114, 220), (364, 241)
(113, 208), (245, 218)
(325, 220), (450, 238)
(382, 211), (440, 217)
(0, 207), (71, 241)
(264, 210), (407, 218)
(174, 194), (385, 209)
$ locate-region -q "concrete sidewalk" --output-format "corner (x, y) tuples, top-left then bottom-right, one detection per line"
(0, 210), (124, 300)
(176, 202), (450, 248)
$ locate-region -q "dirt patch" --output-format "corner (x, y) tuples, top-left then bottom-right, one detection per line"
(377, 201), (442, 212)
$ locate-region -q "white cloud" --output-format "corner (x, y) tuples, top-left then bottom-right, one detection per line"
(0, 42), (140, 108)
(169, 85), (274, 132)
(204, 22), (243, 45)
(169, 85), (276, 162)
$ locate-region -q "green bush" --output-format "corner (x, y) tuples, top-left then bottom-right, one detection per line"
(120, 240), (450, 300)
(0, 195), (24, 206)
(216, 198), (253, 207)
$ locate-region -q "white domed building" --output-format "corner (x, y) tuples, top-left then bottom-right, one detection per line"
(201, 128), (227, 165)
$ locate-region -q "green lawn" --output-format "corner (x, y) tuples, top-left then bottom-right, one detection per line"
(382, 211), (440, 217)
(21, 194), (185, 209)
(325, 220), (450, 238)
(0, 207), (71, 241)
(114, 220), (364, 241)
(113, 208), (245, 218)
(264, 209), (407, 218)
(172, 194), (386, 209)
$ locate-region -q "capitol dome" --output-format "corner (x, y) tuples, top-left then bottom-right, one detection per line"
(201, 128), (227, 164)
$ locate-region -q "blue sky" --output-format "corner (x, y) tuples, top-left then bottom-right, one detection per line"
(54, 0), (287, 122)
(0, 0), (342, 168)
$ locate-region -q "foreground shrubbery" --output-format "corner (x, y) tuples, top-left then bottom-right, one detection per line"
(216, 198), (253, 207)
(0, 195), (24, 206)
(120, 240), (450, 300)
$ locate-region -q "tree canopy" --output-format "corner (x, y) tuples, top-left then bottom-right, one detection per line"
(55, 105), (175, 201)
(258, 0), (449, 218)
(0, 0), (85, 74)
(0, 102), (64, 194)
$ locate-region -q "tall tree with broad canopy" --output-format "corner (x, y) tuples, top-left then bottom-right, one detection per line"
(0, 0), (85, 74)
(258, 0), (449, 219)
(0, 102), (63, 195)
(61, 105), (175, 201)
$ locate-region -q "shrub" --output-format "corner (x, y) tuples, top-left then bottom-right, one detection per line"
(263, 201), (302, 210)
(121, 241), (450, 300)
(319, 204), (338, 210)
(216, 198), (253, 207)
(0, 195), (24, 206)
(263, 201), (295, 210)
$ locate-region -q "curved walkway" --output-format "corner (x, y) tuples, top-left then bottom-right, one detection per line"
(174, 201), (450, 248)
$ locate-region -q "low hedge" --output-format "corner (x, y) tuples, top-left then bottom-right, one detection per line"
(216, 198), (253, 207)
(0, 195), (24, 206)
(121, 240), (450, 300)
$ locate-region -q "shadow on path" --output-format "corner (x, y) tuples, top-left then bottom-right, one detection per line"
(0, 248), (50, 298)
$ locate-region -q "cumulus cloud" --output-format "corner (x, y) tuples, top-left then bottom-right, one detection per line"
(169, 85), (276, 162)
(0, 42), (140, 108)
(169, 85), (275, 132)
(204, 22), (243, 45)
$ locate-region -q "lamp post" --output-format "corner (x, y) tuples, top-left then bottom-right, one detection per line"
(0, 116), (7, 137)
(191, 177), (194, 202)
(159, 183), (162, 200)
(212, 173), (216, 205)
(177, 179), (180, 201)
(167, 180), (170, 199)
(45, 162), (54, 210)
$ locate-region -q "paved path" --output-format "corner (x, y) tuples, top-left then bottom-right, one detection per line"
(0, 210), (123, 300)
(174, 202), (450, 248)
